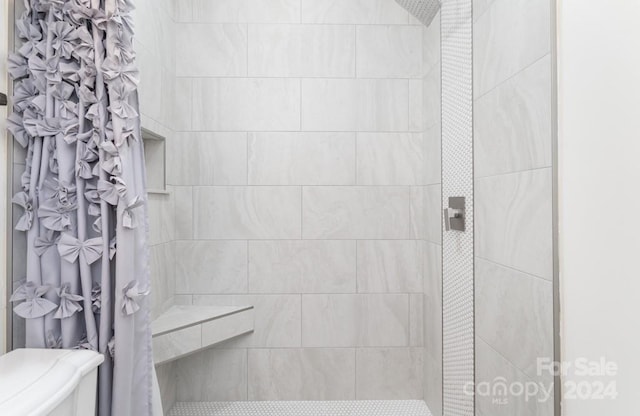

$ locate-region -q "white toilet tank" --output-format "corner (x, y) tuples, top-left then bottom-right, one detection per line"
(0, 348), (104, 416)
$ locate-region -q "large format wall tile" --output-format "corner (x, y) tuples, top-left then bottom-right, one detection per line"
(302, 186), (412, 239)
(475, 55), (552, 177)
(423, 124), (441, 185)
(356, 25), (423, 78)
(356, 240), (422, 293)
(248, 25), (355, 77)
(192, 78), (300, 131)
(301, 79), (409, 132)
(173, 187), (193, 240)
(410, 294), (424, 346)
(248, 349), (356, 400)
(150, 242), (176, 320)
(474, 0), (550, 96)
(357, 133), (423, 185)
(193, 186), (301, 239)
(356, 348), (424, 399)
(168, 132), (248, 186)
(476, 339), (554, 416)
(475, 168), (552, 279)
(194, 295), (301, 347)
(476, 258), (553, 380)
(249, 240), (356, 293)
(301, 294), (409, 347)
(175, 349), (248, 401)
(423, 241), (442, 361)
(423, 184), (441, 245)
(248, 132), (355, 185)
(176, 24), (247, 77)
(175, 241), (248, 294)
(301, 0), (409, 24)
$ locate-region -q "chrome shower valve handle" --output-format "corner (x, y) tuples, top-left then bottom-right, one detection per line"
(444, 197), (466, 232)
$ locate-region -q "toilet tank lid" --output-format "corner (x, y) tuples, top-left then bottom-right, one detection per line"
(0, 348), (104, 415)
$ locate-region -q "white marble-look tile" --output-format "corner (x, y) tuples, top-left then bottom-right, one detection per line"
(175, 241), (248, 294)
(201, 308), (255, 347)
(188, 0), (301, 23)
(174, 186), (193, 240)
(192, 78), (301, 131)
(147, 192), (175, 245)
(173, 78), (192, 131)
(249, 240), (356, 293)
(174, 0), (192, 22)
(301, 0), (409, 24)
(476, 339), (554, 416)
(356, 240), (422, 293)
(424, 184), (441, 245)
(153, 324), (201, 364)
(176, 24), (247, 77)
(302, 186), (412, 239)
(356, 348), (423, 399)
(475, 55), (552, 178)
(423, 124), (441, 185)
(248, 349), (356, 400)
(248, 132), (355, 185)
(248, 24), (355, 77)
(168, 132), (248, 186)
(175, 348), (248, 401)
(356, 25), (422, 78)
(194, 294), (301, 347)
(409, 294), (424, 347)
(476, 258), (553, 380)
(357, 133), (423, 185)
(301, 294), (409, 347)
(137, 46), (163, 122)
(423, 66), (441, 130)
(301, 79), (409, 132)
(410, 186), (425, 240)
(409, 79), (423, 132)
(473, 0), (497, 22)
(193, 186), (302, 239)
(422, 13), (440, 76)
(423, 242), (442, 361)
(150, 242), (176, 320)
(155, 362), (177, 414)
(424, 352), (443, 416)
(474, 0), (550, 96)
(475, 168), (552, 279)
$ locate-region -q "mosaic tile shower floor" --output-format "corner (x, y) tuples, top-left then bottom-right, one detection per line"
(169, 401), (432, 416)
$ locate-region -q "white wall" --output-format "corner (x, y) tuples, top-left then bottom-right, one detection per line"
(558, 1), (640, 415)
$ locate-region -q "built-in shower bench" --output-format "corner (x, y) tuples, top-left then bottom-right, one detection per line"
(152, 305), (254, 365)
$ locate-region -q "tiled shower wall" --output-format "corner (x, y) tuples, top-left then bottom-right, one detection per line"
(421, 10), (443, 416)
(473, 0), (554, 415)
(167, 0), (430, 402)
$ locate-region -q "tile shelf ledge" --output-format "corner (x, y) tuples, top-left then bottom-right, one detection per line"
(152, 305), (254, 365)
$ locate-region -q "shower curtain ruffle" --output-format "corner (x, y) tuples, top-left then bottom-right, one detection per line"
(7, 0), (153, 415)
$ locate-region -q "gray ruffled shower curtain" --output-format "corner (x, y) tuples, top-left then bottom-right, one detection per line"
(7, 0), (152, 415)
